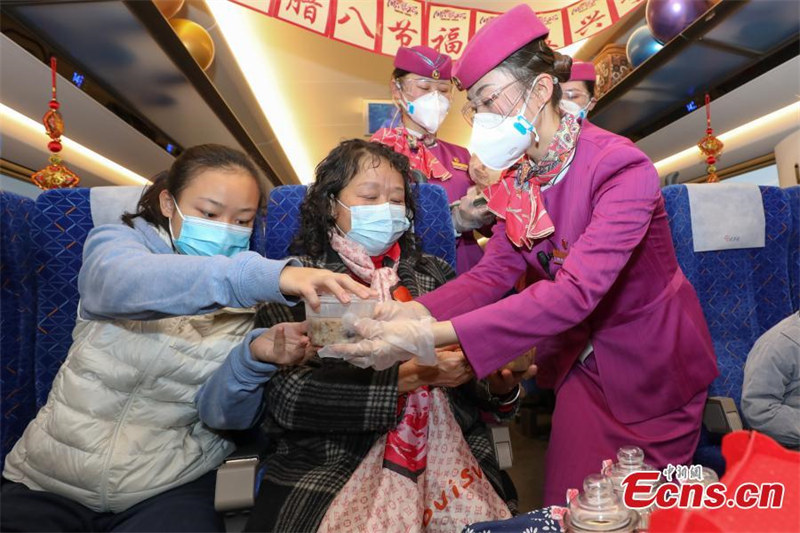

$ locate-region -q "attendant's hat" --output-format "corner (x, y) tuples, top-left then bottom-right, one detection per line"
(452, 4), (549, 90)
(569, 61), (596, 82)
(394, 46), (452, 80)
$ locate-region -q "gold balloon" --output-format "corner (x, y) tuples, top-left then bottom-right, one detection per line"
(169, 18), (215, 71)
(153, 0), (184, 19)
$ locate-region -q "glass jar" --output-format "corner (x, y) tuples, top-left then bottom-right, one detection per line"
(564, 474), (638, 532)
(603, 446), (660, 532)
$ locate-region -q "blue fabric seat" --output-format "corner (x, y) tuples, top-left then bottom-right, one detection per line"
(786, 186), (800, 312)
(264, 183), (457, 269)
(0, 192), (38, 466)
(662, 184), (794, 475)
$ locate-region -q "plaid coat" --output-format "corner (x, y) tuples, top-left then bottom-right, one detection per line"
(244, 247), (518, 533)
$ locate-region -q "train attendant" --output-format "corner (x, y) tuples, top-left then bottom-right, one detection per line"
(328, 5), (719, 505)
(372, 45), (493, 274)
(560, 61), (597, 121)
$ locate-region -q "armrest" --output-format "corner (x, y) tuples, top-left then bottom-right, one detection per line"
(702, 396), (743, 435)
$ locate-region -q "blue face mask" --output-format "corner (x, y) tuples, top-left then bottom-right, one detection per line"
(337, 200), (411, 256)
(170, 200), (252, 257)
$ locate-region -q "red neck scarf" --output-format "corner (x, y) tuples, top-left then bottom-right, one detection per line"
(484, 112), (581, 249)
(371, 126), (451, 181)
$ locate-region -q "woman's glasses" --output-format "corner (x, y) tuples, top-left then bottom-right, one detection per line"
(461, 80), (527, 127)
(398, 77), (453, 97)
(562, 89), (592, 105)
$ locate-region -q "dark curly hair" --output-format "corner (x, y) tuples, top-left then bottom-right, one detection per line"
(293, 139), (420, 262)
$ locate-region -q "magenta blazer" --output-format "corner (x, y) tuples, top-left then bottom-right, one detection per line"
(417, 122), (718, 424)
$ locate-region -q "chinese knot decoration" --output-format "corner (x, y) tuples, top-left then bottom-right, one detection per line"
(696, 93), (723, 183)
(31, 57), (80, 190)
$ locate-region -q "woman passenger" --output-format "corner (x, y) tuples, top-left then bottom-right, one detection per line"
(0, 144), (369, 532)
(197, 139), (535, 532)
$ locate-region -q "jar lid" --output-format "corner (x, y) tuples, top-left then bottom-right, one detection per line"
(567, 474), (637, 532)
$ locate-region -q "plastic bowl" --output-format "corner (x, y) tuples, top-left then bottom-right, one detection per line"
(305, 294), (378, 346)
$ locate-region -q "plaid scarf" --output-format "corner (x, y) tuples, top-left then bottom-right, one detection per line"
(485, 112), (581, 249)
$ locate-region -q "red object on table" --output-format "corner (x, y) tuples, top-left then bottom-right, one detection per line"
(650, 431), (799, 532)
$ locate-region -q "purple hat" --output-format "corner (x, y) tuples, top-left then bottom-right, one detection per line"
(394, 46), (452, 80)
(453, 4), (549, 90)
(569, 61), (596, 82)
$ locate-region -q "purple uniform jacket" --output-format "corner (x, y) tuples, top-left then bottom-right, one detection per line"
(417, 123), (718, 424)
(426, 140), (485, 274)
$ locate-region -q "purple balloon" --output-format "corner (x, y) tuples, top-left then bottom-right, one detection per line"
(646, 0), (714, 44)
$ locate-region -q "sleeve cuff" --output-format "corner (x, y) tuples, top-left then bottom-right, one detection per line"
(238, 255), (302, 307)
(231, 328), (278, 386)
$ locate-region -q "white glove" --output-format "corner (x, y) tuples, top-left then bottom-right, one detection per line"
(373, 300), (431, 321)
(318, 315), (436, 370)
(452, 187), (494, 234)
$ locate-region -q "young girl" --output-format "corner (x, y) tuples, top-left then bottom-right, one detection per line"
(1, 144), (370, 532)
(197, 139), (535, 532)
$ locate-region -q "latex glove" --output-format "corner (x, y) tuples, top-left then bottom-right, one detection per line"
(318, 315), (436, 370)
(250, 322), (315, 366)
(452, 186), (495, 233)
(468, 153), (503, 189)
(373, 300), (431, 321)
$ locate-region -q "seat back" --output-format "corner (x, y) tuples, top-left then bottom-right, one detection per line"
(662, 185), (793, 408)
(786, 186), (800, 312)
(264, 184), (457, 268)
(0, 192), (38, 465)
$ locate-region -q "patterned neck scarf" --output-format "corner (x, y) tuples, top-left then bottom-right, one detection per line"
(484, 112), (581, 249)
(371, 126), (451, 181)
(330, 230), (431, 479)
(329, 231), (400, 301)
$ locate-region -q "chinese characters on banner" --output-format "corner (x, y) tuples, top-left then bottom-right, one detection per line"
(275, 0), (333, 34)
(381, 0), (423, 56)
(333, 0), (379, 50)
(427, 4), (470, 59)
(229, 0), (642, 57)
(567, 0), (613, 42)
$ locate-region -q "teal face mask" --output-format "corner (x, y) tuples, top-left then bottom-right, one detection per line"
(169, 200), (252, 257)
(337, 200), (411, 256)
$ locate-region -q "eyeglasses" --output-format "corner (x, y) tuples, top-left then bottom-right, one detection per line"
(562, 89), (592, 104)
(398, 76), (453, 97)
(461, 80), (527, 127)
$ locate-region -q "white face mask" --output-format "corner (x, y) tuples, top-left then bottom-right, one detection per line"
(560, 99), (590, 120)
(468, 77), (547, 171)
(402, 90), (451, 134)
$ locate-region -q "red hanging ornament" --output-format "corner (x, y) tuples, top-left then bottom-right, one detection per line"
(696, 93), (724, 183)
(31, 57), (80, 190)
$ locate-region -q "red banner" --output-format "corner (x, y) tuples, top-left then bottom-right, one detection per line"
(228, 0), (644, 57)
